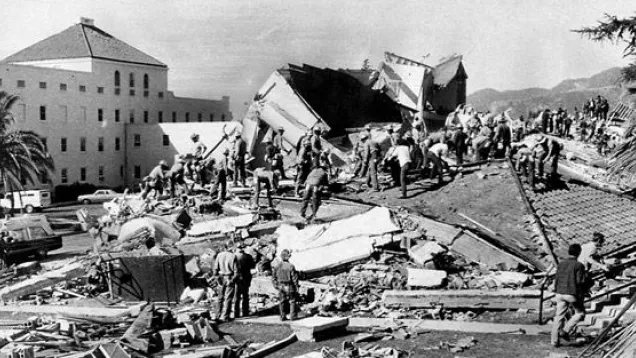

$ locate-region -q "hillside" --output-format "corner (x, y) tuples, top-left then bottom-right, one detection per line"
(467, 67), (625, 117)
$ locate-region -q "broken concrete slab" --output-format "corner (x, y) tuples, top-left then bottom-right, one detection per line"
(289, 316), (349, 342)
(408, 242), (447, 266)
(382, 288), (544, 310)
(0, 262), (85, 302)
(406, 268), (447, 288)
(450, 231), (533, 270)
(183, 214), (256, 240)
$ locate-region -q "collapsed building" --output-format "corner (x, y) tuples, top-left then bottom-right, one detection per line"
(241, 52), (468, 167)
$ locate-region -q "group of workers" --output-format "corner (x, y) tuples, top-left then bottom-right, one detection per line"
(211, 239), (300, 322)
(139, 131), (248, 201)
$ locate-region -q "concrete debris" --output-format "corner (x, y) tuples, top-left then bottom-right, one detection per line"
(406, 268), (447, 288)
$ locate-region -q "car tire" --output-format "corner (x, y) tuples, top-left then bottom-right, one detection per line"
(82, 199), (91, 205)
(24, 205), (34, 214)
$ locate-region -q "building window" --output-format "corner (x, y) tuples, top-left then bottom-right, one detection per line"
(163, 135), (169, 146)
(98, 108), (103, 122)
(39, 82), (46, 89)
(222, 114), (226, 120)
(17, 80), (25, 88)
(61, 168), (68, 184)
(120, 165), (124, 178)
(129, 110), (135, 123)
(210, 113), (214, 121)
(114, 70), (120, 87)
(158, 111), (163, 123)
(59, 105), (67, 122)
(39, 106), (46, 121)
(80, 137), (86, 152)
(79, 85), (86, 92)
(98, 166), (104, 183)
(59, 83), (67, 91)
(114, 88), (121, 95)
(198, 113), (202, 122)
(158, 91), (164, 98)
(172, 111), (176, 122)
(97, 86), (104, 94)
(143, 110), (148, 123)
(185, 112), (190, 122)
(143, 74), (149, 97)
(129, 89), (135, 96)
(129, 73), (135, 87)
(115, 137), (121, 151)
(134, 134), (141, 147)
(80, 167), (87, 182)
(98, 137), (104, 152)
(60, 137), (67, 152)
(134, 166), (141, 179)
(115, 109), (120, 122)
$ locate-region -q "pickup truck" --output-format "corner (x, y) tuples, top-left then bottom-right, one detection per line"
(0, 215), (63, 268)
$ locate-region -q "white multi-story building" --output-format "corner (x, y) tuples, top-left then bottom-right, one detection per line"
(0, 17), (232, 191)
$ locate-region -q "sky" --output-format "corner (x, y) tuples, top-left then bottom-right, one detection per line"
(0, 0), (634, 118)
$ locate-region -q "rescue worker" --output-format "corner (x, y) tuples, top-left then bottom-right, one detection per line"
(273, 249), (299, 321)
(209, 149), (229, 201)
(169, 155), (186, 197)
(300, 161), (329, 221)
(366, 137), (381, 191)
(532, 135), (550, 181)
(452, 125), (468, 167)
(295, 142), (313, 197)
(493, 116), (511, 158)
(232, 133), (247, 187)
(296, 129), (312, 155)
(546, 137), (562, 186)
(272, 127), (289, 179)
(388, 139), (412, 198)
(190, 133), (207, 160)
(579, 232), (609, 273)
(310, 126), (323, 154)
(212, 240), (238, 322)
(273, 127), (290, 155)
(234, 242), (255, 318)
(354, 133), (370, 179)
(251, 167), (279, 209)
(142, 160), (168, 199)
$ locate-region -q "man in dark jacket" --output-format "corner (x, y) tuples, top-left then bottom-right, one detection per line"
(300, 163), (329, 221)
(273, 249), (299, 321)
(234, 243), (255, 318)
(551, 243), (587, 347)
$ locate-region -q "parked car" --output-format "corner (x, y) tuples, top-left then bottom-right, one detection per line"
(78, 189), (124, 204)
(0, 190), (52, 214)
(0, 215), (63, 268)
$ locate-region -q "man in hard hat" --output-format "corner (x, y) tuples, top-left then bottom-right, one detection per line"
(232, 133), (247, 187)
(142, 160), (169, 199)
(273, 249), (299, 321)
(190, 133), (207, 160)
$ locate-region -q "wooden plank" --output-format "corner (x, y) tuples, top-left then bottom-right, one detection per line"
(382, 288), (544, 310)
(244, 333), (298, 358)
(0, 262), (85, 302)
(348, 317), (549, 335)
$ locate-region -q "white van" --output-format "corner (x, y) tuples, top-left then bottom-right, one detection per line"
(0, 190), (52, 213)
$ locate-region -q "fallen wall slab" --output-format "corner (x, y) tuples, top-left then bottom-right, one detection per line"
(348, 317), (549, 335)
(0, 262), (85, 302)
(382, 288), (544, 310)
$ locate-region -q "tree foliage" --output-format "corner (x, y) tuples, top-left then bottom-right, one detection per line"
(0, 91), (54, 193)
(575, 13), (636, 82)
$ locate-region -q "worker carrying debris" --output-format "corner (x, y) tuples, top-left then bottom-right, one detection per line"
(273, 249), (299, 321)
(551, 243), (587, 348)
(251, 167), (280, 209)
(212, 240), (238, 322)
(300, 159), (330, 221)
(142, 160), (168, 199)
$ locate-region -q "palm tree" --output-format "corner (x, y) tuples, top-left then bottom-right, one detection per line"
(0, 91), (54, 214)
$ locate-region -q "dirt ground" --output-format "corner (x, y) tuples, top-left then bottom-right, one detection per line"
(221, 322), (585, 358)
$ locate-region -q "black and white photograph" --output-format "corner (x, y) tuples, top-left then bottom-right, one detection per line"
(0, 1), (635, 357)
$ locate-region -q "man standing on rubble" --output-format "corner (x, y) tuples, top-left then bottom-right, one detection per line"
(273, 249), (299, 321)
(190, 133), (207, 160)
(251, 167), (279, 209)
(388, 139), (412, 198)
(169, 155), (186, 198)
(295, 142), (313, 197)
(452, 125), (468, 167)
(354, 133), (370, 179)
(234, 242), (255, 318)
(212, 240), (238, 322)
(551, 243), (587, 348)
(208, 149), (229, 201)
(272, 127), (290, 179)
(232, 133), (247, 187)
(493, 116), (511, 158)
(366, 137), (381, 191)
(300, 159), (329, 221)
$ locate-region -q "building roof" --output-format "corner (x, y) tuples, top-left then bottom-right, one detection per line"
(527, 184), (636, 258)
(1, 19), (166, 68)
(433, 56), (466, 87)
